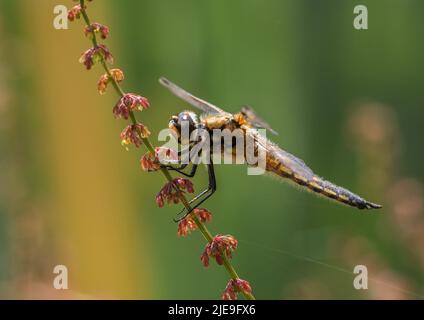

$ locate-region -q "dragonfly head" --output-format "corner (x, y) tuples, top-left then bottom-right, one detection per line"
(168, 111), (200, 143)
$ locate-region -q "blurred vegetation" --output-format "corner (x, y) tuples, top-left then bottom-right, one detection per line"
(0, 0), (423, 299)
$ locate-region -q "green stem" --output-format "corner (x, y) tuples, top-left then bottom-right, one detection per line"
(79, 0), (254, 300)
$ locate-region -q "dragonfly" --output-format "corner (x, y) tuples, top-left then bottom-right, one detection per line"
(159, 77), (382, 220)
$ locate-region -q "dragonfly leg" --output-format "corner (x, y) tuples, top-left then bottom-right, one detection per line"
(161, 147), (199, 177)
(174, 162), (216, 222)
(163, 164), (198, 178)
(174, 188), (216, 222)
(161, 161), (187, 170)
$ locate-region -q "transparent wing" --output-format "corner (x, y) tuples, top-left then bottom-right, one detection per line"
(159, 77), (231, 116)
(247, 127), (314, 178)
(241, 106), (278, 135)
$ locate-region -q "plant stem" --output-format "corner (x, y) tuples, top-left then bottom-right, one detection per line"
(79, 0), (254, 300)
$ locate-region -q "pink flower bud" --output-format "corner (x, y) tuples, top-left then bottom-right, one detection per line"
(84, 22), (110, 40)
(201, 235), (238, 267)
(79, 45), (113, 70)
(222, 278), (253, 300)
(120, 123), (150, 148)
(68, 4), (84, 21)
(155, 178), (195, 208)
(113, 93), (150, 119)
(177, 208), (212, 237)
(140, 151), (161, 172)
(98, 69), (124, 95)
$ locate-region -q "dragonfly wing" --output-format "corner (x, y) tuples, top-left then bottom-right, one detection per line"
(159, 77), (231, 116)
(248, 128), (382, 210)
(247, 128), (314, 178)
(241, 106), (278, 135)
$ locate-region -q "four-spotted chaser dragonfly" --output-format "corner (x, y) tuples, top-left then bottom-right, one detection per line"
(159, 77), (382, 220)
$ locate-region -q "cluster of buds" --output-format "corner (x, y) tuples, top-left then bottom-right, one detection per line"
(69, 0), (92, 19)
(113, 93), (150, 119)
(69, 0), (253, 300)
(120, 123), (151, 148)
(85, 22), (109, 40)
(222, 279), (252, 300)
(67, 3), (84, 21)
(201, 235), (238, 267)
(97, 68), (124, 94)
(69, 0), (152, 167)
(140, 151), (161, 172)
(177, 208), (212, 237)
(79, 45), (113, 70)
(155, 177), (194, 208)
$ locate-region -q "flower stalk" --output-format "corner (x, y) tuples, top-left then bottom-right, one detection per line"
(74, 0), (254, 300)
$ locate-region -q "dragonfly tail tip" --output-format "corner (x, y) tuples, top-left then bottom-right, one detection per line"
(365, 201), (383, 209)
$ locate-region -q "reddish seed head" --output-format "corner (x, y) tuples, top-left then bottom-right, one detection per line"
(97, 74), (109, 95)
(97, 44), (113, 64)
(79, 45), (113, 70)
(110, 68), (124, 82)
(84, 22), (110, 40)
(201, 235), (238, 267)
(177, 208), (212, 237)
(68, 4), (84, 21)
(140, 151), (161, 172)
(222, 278), (252, 300)
(155, 178), (195, 208)
(98, 69), (125, 95)
(174, 177), (194, 193)
(195, 208), (213, 223)
(200, 251), (210, 267)
(155, 194), (165, 208)
(120, 123), (150, 148)
(113, 93), (150, 119)
(177, 218), (197, 237)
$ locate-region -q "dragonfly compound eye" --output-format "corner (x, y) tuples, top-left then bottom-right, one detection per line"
(177, 111), (199, 135)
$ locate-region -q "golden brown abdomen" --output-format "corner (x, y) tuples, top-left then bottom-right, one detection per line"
(265, 152), (382, 210)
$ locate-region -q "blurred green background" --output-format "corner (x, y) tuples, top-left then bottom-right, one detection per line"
(0, 0), (423, 299)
